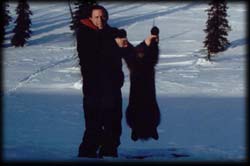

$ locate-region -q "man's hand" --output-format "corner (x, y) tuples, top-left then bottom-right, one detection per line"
(115, 37), (129, 48)
(145, 35), (159, 46)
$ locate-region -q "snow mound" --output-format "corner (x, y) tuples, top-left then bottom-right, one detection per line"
(195, 58), (215, 66)
(73, 80), (82, 90)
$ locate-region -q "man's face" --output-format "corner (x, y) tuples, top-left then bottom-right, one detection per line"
(90, 9), (107, 30)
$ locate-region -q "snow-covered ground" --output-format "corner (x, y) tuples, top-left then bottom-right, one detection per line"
(2, 1), (247, 162)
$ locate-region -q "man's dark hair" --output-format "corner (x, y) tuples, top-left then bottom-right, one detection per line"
(89, 5), (109, 20)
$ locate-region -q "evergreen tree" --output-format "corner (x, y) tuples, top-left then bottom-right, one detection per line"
(1, 1), (12, 46)
(203, 0), (231, 61)
(70, 0), (97, 34)
(1, 3), (4, 46)
(1, 2), (4, 62)
(11, 0), (32, 47)
(3, 1), (12, 36)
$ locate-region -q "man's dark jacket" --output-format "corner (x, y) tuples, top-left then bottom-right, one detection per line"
(77, 19), (124, 96)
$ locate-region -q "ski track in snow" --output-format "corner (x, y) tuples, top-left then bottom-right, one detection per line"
(7, 55), (76, 95)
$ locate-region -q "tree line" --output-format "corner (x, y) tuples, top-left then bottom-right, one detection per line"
(2, 0), (231, 61)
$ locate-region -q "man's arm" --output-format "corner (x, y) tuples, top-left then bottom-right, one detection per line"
(76, 27), (98, 68)
(114, 29), (159, 70)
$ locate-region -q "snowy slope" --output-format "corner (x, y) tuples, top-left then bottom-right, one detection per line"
(2, 1), (247, 162)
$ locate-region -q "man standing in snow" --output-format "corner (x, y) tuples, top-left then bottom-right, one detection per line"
(76, 5), (158, 158)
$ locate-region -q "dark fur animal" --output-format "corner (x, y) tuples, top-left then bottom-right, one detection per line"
(125, 27), (160, 141)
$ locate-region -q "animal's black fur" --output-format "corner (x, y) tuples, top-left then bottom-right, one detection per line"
(125, 32), (160, 141)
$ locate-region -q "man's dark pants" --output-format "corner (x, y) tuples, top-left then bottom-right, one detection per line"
(78, 69), (122, 157)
